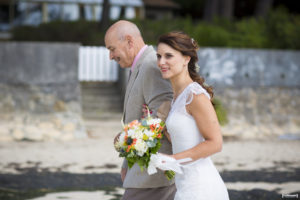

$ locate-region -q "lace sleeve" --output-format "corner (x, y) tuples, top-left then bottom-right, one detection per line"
(185, 82), (211, 105)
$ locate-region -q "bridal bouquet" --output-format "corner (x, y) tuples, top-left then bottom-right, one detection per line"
(114, 107), (175, 180)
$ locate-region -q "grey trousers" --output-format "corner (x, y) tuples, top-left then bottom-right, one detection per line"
(121, 184), (176, 200)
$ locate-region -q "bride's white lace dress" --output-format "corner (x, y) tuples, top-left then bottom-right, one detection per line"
(166, 82), (229, 200)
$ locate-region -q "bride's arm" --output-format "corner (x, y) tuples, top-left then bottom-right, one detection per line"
(172, 94), (223, 161)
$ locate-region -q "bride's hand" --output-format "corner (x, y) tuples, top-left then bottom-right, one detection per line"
(158, 153), (176, 163)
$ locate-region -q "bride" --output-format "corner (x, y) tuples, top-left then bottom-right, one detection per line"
(156, 31), (230, 200)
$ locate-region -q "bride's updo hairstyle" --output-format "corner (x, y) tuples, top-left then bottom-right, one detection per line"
(158, 31), (214, 99)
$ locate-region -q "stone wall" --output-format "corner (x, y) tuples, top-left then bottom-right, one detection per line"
(197, 48), (300, 138)
(0, 42), (86, 141)
(1, 43), (299, 140)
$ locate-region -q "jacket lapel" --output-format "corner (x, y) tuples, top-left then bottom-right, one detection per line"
(123, 67), (139, 110)
(122, 46), (155, 122)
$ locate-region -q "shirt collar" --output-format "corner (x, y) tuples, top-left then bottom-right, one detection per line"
(131, 45), (148, 72)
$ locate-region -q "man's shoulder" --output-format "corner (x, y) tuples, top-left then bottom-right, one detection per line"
(140, 46), (157, 65)
(136, 46), (164, 81)
(139, 59), (159, 77)
(138, 47), (157, 69)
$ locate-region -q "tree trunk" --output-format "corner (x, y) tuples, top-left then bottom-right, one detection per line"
(79, 4), (85, 20)
(255, 0), (274, 18)
(203, 0), (220, 22)
(100, 0), (110, 30)
(119, 6), (126, 19)
(219, 0), (234, 20)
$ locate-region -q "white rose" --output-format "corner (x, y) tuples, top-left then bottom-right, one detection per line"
(118, 131), (126, 144)
(130, 129), (143, 139)
(147, 118), (162, 126)
(127, 129), (135, 137)
(144, 129), (154, 138)
(135, 139), (148, 156)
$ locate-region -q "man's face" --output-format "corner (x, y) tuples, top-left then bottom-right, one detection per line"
(105, 34), (132, 68)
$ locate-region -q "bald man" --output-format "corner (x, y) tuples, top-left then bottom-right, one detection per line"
(105, 20), (176, 200)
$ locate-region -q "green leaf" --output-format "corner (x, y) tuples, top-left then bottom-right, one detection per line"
(146, 140), (157, 147)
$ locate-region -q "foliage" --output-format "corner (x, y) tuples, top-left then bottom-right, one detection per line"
(229, 18), (268, 48)
(264, 7), (300, 49)
(132, 17), (195, 45)
(192, 22), (231, 47)
(11, 9), (300, 49)
(12, 20), (107, 46)
(213, 98), (229, 126)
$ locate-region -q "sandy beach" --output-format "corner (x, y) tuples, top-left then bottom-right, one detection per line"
(0, 116), (299, 200)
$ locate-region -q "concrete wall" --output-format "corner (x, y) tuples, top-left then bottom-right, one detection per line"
(0, 42), (80, 101)
(198, 48), (300, 87)
(0, 42), (86, 141)
(197, 48), (300, 138)
(0, 43), (299, 140)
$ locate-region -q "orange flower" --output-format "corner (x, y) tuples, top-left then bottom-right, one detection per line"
(128, 120), (139, 128)
(157, 126), (163, 132)
(150, 124), (156, 132)
(126, 138), (137, 152)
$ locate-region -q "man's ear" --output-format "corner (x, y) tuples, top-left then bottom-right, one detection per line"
(125, 35), (134, 48)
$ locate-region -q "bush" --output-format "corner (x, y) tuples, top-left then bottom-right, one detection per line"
(193, 23), (231, 47)
(213, 98), (229, 126)
(132, 17), (195, 45)
(12, 20), (107, 46)
(11, 9), (300, 49)
(229, 18), (268, 48)
(264, 7), (300, 49)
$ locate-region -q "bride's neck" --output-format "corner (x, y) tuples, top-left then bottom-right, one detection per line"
(170, 75), (193, 99)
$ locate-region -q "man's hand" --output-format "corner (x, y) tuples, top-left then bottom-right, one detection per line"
(114, 132), (121, 145)
(121, 167), (127, 182)
(142, 104), (153, 118)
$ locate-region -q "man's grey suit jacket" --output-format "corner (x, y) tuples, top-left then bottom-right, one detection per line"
(122, 46), (174, 188)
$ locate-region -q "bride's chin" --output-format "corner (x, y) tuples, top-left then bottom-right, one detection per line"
(161, 73), (170, 79)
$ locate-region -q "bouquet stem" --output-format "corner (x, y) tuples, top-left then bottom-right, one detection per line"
(164, 170), (175, 180)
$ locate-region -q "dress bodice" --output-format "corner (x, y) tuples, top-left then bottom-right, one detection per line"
(166, 82), (211, 154)
(166, 83), (229, 200)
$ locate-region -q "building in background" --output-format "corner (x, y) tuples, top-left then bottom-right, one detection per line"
(0, 0), (144, 31)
